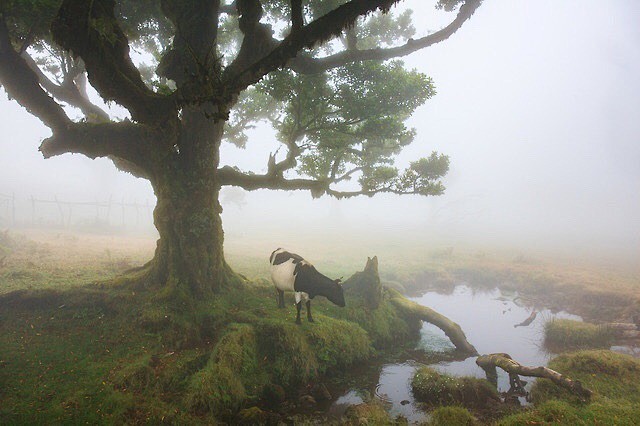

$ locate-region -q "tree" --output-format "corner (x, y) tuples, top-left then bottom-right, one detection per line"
(0, 0), (482, 298)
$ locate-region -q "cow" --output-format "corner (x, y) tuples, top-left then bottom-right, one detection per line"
(269, 248), (346, 324)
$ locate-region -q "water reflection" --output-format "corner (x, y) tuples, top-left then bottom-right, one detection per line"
(413, 285), (581, 393)
(329, 285), (582, 424)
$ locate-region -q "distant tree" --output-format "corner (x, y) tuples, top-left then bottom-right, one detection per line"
(0, 0), (481, 298)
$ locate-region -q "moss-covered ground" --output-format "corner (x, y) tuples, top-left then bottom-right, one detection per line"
(0, 231), (428, 423)
(2, 230), (639, 424)
(0, 281), (424, 424)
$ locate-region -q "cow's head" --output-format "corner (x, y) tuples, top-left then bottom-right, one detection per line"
(326, 278), (346, 307)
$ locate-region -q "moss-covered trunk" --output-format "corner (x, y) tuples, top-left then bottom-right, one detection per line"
(141, 108), (235, 298)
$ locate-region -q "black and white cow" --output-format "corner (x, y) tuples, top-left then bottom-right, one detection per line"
(270, 248), (345, 324)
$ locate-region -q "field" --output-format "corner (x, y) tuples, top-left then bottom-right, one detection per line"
(1, 229), (639, 424)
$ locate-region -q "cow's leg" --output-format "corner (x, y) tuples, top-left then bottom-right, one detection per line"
(306, 300), (314, 322)
(295, 302), (302, 324)
(277, 289), (285, 308)
(295, 292), (302, 324)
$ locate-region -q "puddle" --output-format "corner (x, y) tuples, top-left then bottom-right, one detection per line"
(328, 285), (582, 423)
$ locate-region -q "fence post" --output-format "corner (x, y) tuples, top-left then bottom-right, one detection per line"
(54, 195), (65, 227)
(11, 193), (16, 227)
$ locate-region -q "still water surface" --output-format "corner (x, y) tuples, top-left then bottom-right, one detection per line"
(329, 285), (582, 423)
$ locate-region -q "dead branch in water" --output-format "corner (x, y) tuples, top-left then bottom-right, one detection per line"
(476, 353), (592, 400)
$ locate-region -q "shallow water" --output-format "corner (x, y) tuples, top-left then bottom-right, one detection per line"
(329, 285), (582, 423)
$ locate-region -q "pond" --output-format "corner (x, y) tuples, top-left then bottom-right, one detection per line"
(328, 285), (582, 424)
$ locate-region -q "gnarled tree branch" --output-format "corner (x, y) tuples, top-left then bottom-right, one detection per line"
(51, 0), (175, 124)
(20, 52), (109, 122)
(39, 121), (156, 174)
(0, 18), (70, 131)
(222, 0), (277, 80)
(227, 0), (403, 93)
(291, 0), (304, 33)
(288, 0), (482, 74)
(217, 165), (328, 197)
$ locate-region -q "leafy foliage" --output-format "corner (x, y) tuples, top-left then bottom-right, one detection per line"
(1, 0), (459, 199)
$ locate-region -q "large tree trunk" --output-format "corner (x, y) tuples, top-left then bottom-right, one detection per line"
(137, 108), (237, 298)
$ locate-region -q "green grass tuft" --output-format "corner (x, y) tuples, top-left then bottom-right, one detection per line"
(343, 402), (394, 425)
(411, 367), (499, 408)
(531, 350), (640, 405)
(429, 406), (477, 425)
(545, 319), (613, 351)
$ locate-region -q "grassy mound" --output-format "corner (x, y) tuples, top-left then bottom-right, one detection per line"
(545, 319), (613, 351)
(343, 402), (394, 425)
(0, 275), (422, 424)
(498, 350), (640, 425)
(429, 406), (477, 425)
(411, 366), (499, 408)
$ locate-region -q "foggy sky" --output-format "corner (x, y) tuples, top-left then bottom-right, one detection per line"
(1, 0), (638, 263)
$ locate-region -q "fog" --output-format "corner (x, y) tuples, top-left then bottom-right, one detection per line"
(1, 0), (639, 266)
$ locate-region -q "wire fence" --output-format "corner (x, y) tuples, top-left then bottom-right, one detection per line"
(0, 193), (154, 232)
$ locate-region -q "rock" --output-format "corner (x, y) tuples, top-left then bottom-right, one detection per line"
(400, 400), (410, 405)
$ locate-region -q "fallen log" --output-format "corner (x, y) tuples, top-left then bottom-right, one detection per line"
(390, 291), (478, 355)
(476, 353), (592, 400)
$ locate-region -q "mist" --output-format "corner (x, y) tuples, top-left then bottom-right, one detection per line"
(1, 0), (639, 267)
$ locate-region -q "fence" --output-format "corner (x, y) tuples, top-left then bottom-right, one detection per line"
(1, 194), (154, 231)
(0, 193), (15, 227)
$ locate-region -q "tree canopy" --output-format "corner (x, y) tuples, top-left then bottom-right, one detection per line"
(1, 0), (480, 199)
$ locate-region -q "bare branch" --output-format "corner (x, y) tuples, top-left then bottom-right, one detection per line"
(219, 1), (238, 15)
(52, 0), (175, 123)
(223, 0), (277, 79)
(0, 18), (70, 131)
(227, 0), (402, 93)
(291, 0), (303, 33)
(218, 165), (328, 198)
(289, 0), (482, 74)
(20, 52), (109, 122)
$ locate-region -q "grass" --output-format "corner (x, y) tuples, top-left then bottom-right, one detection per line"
(1, 230), (639, 424)
(545, 319), (613, 351)
(0, 232), (425, 423)
(342, 402), (394, 425)
(498, 350), (640, 425)
(411, 366), (499, 408)
(429, 406), (477, 425)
